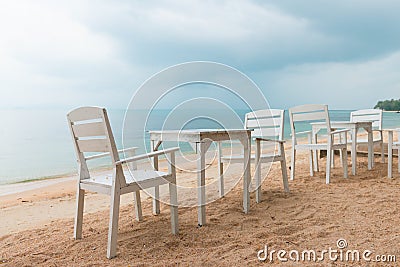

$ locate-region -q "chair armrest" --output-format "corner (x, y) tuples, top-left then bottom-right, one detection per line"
(255, 137), (285, 144)
(118, 147), (138, 153)
(116, 147), (180, 165)
(85, 147), (138, 160)
(219, 140), (242, 144)
(330, 129), (350, 135)
(290, 130), (312, 137)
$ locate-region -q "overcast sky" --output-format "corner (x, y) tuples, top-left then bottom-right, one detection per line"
(1, 0), (399, 110)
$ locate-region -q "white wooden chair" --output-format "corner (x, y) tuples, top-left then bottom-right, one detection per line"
(289, 104), (349, 184)
(219, 109), (289, 203)
(67, 106), (179, 259)
(388, 128), (400, 178)
(350, 109), (384, 163)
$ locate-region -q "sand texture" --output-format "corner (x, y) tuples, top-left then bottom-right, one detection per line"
(1, 140), (400, 266)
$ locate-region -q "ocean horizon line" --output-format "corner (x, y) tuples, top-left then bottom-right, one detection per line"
(1, 109), (399, 185)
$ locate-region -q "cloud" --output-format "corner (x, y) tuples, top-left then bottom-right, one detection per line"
(0, 1), (145, 108)
(258, 51), (400, 109)
(77, 0), (335, 69)
(0, 0), (399, 109)
(266, 0), (400, 61)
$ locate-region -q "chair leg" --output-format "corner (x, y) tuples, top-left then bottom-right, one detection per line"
(309, 149), (314, 176)
(326, 149), (332, 184)
(398, 148), (400, 174)
(74, 186), (85, 239)
(314, 150), (319, 172)
(280, 159), (290, 193)
(388, 133), (393, 178)
(279, 143), (289, 193)
(217, 142), (224, 197)
(255, 140), (261, 203)
(312, 134), (319, 172)
(331, 150), (335, 168)
(153, 186), (160, 215)
(133, 191), (143, 222)
(152, 151), (161, 215)
(381, 141), (385, 163)
(388, 149), (393, 178)
(218, 163), (225, 197)
(342, 148), (348, 178)
(169, 181), (179, 235)
(218, 163), (224, 197)
(290, 148), (296, 180)
(308, 134), (314, 176)
(107, 187), (121, 259)
(339, 134), (343, 166)
(388, 151), (393, 178)
(168, 151), (179, 234)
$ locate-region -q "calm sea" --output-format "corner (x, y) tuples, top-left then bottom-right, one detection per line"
(0, 108), (399, 185)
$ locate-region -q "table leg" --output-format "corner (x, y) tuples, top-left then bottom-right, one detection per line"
(127, 149), (142, 221)
(255, 139), (261, 203)
(309, 133), (314, 176)
(241, 135), (251, 214)
(197, 141), (210, 226)
(151, 140), (161, 215)
(367, 127), (373, 170)
(312, 132), (319, 172)
(217, 142), (224, 197)
(351, 127), (357, 175)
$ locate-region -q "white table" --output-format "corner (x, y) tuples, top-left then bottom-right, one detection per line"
(149, 129), (252, 226)
(311, 121), (373, 175)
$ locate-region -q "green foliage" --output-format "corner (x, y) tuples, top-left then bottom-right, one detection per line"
(374, 99), (400, 111)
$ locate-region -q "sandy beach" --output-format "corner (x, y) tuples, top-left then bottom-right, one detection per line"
(1, 138), (400, 266)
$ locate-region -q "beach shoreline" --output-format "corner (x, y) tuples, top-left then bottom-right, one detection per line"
(1, 137), (400, 265)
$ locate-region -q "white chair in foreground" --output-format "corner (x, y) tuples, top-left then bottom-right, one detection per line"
(219, 109), (289, 203)
(289, 104), (349, 184)
(388, 128), (400, 178)
(350, 109), (384, 163)
(67, 106), (179, 259)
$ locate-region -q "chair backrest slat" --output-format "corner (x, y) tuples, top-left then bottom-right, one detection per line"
(292, 111), (326, 122)
(76, 139), (110, 153)
(350, 109), (382, 130)
(245, 109), (284, 140)
(246, 117), (282, 128)
(67, 106), (104, 122)
(252, 128), (281, 137)
(72, 122), (107, 137)
(289, 104), (326, 113)
(246, 109), (282, 119)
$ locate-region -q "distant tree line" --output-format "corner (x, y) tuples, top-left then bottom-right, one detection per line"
(374, 99), (400, 111)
